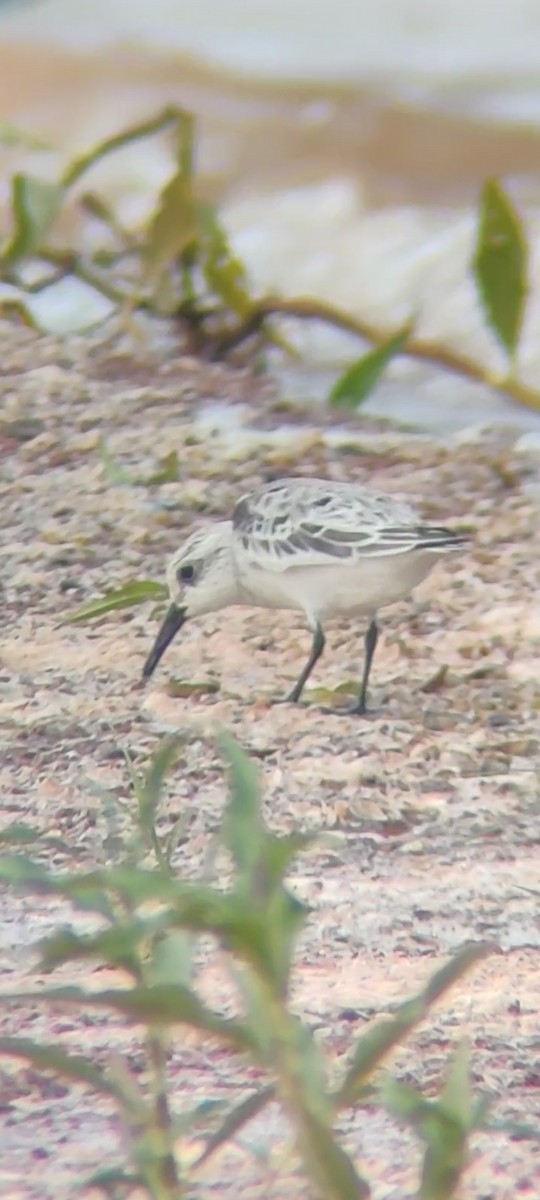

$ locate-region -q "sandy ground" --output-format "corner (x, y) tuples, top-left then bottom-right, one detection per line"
(1, 318), (540, 1197)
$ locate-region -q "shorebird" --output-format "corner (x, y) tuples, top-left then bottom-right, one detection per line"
(142, 477), (468, 714)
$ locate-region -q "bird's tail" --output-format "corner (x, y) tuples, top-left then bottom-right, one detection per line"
(414, 526), (470, 552)
(376, 525), (470, 553)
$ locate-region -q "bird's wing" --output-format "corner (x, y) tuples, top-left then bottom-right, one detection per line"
(232, 481), (462, 572)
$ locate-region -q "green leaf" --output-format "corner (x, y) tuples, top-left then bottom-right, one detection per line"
(146, 169), (198, 286)
(298, 1111), (370, 1200)
(257, 830), (315, 894)
(337, 942), (493, 1106)
(473, 179), (528, 359)
(145, 110), (197, 292)
(217, 732), (312, 992)
(36, 914), (171, 973)
(0, 1036), (120, 1098)
(0, 854), (116, 917)
(126, 736), (186, 871)
(148, 929), (195, 987)
(381, 1078), (436, 1125)
(219, 731), (264, 873)
(169, 888), (267, 952)
(198, 202), (253, 317)
(146, 449), (180, 485)
(0, 856), (187, 916)
(228, 853), (308, 994)
(83, 866), (181, 906)
(65, 580), (167, 624)
(439, 1038), (473, 1128)
(421, 941), (496, 1007)
(3, 174), (63, 265)
(98, 437), (137, 486)
(165, 678), (220, 698)
(196, 1085), (276, 1167)
(220, 896), (302, 994)
(293, 1019), (332, 1121)
(56, 865), (183, 908)
(0, 985), (257, 1053)
(0, 124), (51, 150)
(134, 734), (185, 833)
(382, 1045), (489, 1200)
(329, 323), (412, 409)
(419, 1114), (468, 1200)
(122, 881), (296, 992)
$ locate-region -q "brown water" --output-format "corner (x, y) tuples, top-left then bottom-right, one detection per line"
(3, 41), (540, 207)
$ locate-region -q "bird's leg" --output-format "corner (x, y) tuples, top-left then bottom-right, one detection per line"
(283, 622), (325, 703)
(346, 618), (378, 716)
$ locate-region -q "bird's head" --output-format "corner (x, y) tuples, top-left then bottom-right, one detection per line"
(142, 521), (235, 680)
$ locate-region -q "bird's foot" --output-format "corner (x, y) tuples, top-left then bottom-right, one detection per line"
(341, 701), (373, 717)
(319, 704), (366, 718)
(270, 691), (302, 707)
(270, 690), (378, 716)
(318, 695), (380, 718)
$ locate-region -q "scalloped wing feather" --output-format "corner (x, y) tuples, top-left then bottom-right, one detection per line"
(232, 479), (466, 572)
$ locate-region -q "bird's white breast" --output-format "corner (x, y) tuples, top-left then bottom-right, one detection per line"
(235, 548), (441, 622)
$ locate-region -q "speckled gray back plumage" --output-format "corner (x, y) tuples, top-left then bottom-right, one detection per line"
(233, 477), (465, 570)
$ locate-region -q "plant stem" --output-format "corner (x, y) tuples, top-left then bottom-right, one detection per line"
(61, 105), (186, 189)
(214, 295), (540, 414)
(39, 247), (130, 304)
(145, 1031), (183, 1200)
(109, 900), (182, 1199)
(252, 979), (368, 1199)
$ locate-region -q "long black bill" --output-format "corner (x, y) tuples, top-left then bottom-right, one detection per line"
(142, 604), (187, 680)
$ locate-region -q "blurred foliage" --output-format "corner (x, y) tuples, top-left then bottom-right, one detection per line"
(472, 178), (528, 363)
(0, 732), (512, 1200)
(66, 579), (167, 624)
(0, 107), (253, 346)
(0, 107), (539, 412)
(329, 322), (413, 409)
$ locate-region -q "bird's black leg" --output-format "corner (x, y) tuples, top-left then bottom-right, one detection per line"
(284, 622), (325, 703)
(346, 618), (379, 716)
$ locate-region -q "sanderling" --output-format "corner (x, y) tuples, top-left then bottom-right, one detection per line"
(142, 477), (468, 714)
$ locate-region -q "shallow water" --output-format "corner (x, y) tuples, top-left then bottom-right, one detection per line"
(2, 0), (540, 432)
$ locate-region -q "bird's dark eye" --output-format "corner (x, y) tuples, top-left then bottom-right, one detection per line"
(178, 563), (195, 584)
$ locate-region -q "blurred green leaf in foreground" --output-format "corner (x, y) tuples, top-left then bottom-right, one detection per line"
(0, 731), (499, 1200)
